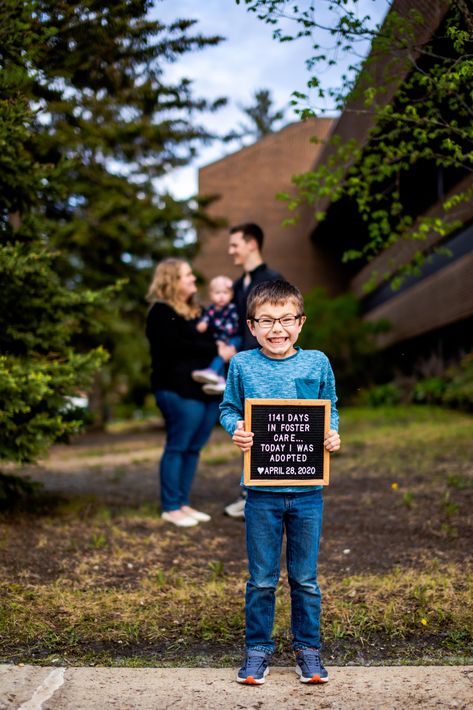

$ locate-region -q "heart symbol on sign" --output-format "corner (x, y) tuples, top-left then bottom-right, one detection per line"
(257, 467), (264, 473)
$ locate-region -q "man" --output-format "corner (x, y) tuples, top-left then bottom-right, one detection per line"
(229, 223), (283, 351)
(224, 223), (283, 518)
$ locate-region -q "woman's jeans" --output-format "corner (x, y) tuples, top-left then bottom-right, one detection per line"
(245, 489), (324, 654)
(155, 390), (220, 512)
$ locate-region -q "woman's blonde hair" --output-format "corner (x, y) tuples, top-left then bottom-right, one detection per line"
(146, 258), (201, 319)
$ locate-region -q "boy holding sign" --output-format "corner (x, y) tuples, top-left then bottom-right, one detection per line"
(220, 280), (340, 685)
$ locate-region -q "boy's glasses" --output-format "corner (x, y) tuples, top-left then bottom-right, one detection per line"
(252, 314), (303, 330)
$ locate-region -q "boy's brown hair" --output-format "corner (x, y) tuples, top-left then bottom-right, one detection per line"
(246, 280), (305, 320)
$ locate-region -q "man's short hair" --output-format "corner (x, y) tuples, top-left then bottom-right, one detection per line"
(246, 280), (305, 320)
(229, 223), (264, 251)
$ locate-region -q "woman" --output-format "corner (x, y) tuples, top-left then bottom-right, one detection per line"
(146, 259), (235, 527)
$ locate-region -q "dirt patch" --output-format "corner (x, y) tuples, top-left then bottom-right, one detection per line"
(1, 411), (472, 666)
(11, 427), (473, 576)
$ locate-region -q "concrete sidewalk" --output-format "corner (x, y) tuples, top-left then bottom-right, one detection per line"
(1, 664), (472, 710)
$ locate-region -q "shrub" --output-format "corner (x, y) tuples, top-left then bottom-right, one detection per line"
(358, 383), (403, 407)
(358, 353), (473, 412)
(299, 288), (389, 399)
(411, 377), (447, 404)
(443, 354), (473, 411)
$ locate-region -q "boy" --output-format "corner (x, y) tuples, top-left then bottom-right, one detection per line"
(224, 223), (283, 518)
(219, 280), (340, 685)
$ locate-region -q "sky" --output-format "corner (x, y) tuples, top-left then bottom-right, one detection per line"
(151, 0), (389, 199)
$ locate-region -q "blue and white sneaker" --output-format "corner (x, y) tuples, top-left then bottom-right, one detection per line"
(295, 648), (329, 683)
(237, 651), (270, 684)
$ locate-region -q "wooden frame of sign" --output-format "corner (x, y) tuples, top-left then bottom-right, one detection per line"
(244, 398), (331, 486)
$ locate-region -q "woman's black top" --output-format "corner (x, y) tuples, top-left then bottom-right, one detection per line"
(146, 301), (218, 401)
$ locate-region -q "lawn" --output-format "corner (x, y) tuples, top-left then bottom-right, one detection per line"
(0, 406), (472, 667)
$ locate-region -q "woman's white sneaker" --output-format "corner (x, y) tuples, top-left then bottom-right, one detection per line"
(181, 506), (211, 522)
(161, 511), (198, 527)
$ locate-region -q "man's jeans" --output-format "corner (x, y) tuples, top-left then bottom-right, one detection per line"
(155, 390), (220, 512)
(245, 489), (324, 654)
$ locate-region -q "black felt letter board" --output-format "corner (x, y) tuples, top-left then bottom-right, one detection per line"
(244, 399), (330, 486)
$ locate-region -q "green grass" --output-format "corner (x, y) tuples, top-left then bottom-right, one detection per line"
(1, 563), (471, 664)
(0, 404), (472, 666)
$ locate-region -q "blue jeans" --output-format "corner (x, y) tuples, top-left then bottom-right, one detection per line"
(245, 489), (324, 654)
(154, 390), (220, 512)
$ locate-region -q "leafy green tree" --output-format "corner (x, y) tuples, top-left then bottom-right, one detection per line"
(17, 0), (226, 418)
(237, 1), (473, 289)
(0, 1), (109, 489)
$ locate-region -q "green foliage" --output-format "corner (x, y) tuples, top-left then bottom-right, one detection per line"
(443, 353), (473, 411)
(411, 377), (447, 405)
(359, 383), (403, 408)
(1, 0), (226, 419)
(0, 2), (109, 469)
(298, 287), (388, 397)
(237, 1), (473, 288)
(358, 353), (473, 412)
(0, 351), (105, 463)
(410, 354), (473, 411)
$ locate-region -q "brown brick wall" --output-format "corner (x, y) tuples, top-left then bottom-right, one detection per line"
(194, 118), (341, 295)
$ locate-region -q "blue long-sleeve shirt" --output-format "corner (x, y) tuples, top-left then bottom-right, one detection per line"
(219, 347), (339, 493)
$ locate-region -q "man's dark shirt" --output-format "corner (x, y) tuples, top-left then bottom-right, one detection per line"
(233, 263), (283, 350)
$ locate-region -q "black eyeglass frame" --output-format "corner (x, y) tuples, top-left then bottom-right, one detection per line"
(250, 314), (304, 329)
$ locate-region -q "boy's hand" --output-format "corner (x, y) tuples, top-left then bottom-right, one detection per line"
(324, 429), (341, 452)
(232, 420), (254, 452)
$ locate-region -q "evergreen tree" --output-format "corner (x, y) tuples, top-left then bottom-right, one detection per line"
(0, 1), (109, 483)
(9, 0), (226, 417)
(227, 88), (286, 142)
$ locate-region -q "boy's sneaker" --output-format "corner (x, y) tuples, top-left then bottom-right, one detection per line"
(191, 368), (220, 384)
(224, 494), (246, 518)
(237, 651), (270, 685)
(202, 377), (226, 395)
(295, 648), (329, 683)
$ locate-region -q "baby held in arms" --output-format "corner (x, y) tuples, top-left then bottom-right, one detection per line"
(192, 276), (241, 395)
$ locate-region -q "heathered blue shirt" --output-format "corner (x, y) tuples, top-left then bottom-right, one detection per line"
(219, 347), (339, 493)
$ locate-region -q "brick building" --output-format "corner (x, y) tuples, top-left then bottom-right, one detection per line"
(194, 118), (338, 295)
(196, 0), (472, 359)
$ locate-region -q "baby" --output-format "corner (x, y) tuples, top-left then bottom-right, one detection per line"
(192, 276), (240, 394)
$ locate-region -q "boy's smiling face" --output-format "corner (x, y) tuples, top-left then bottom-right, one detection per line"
(247, 299), (306, 359)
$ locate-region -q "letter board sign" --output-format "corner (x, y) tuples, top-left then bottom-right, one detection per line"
(244, 398), (330, 486)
